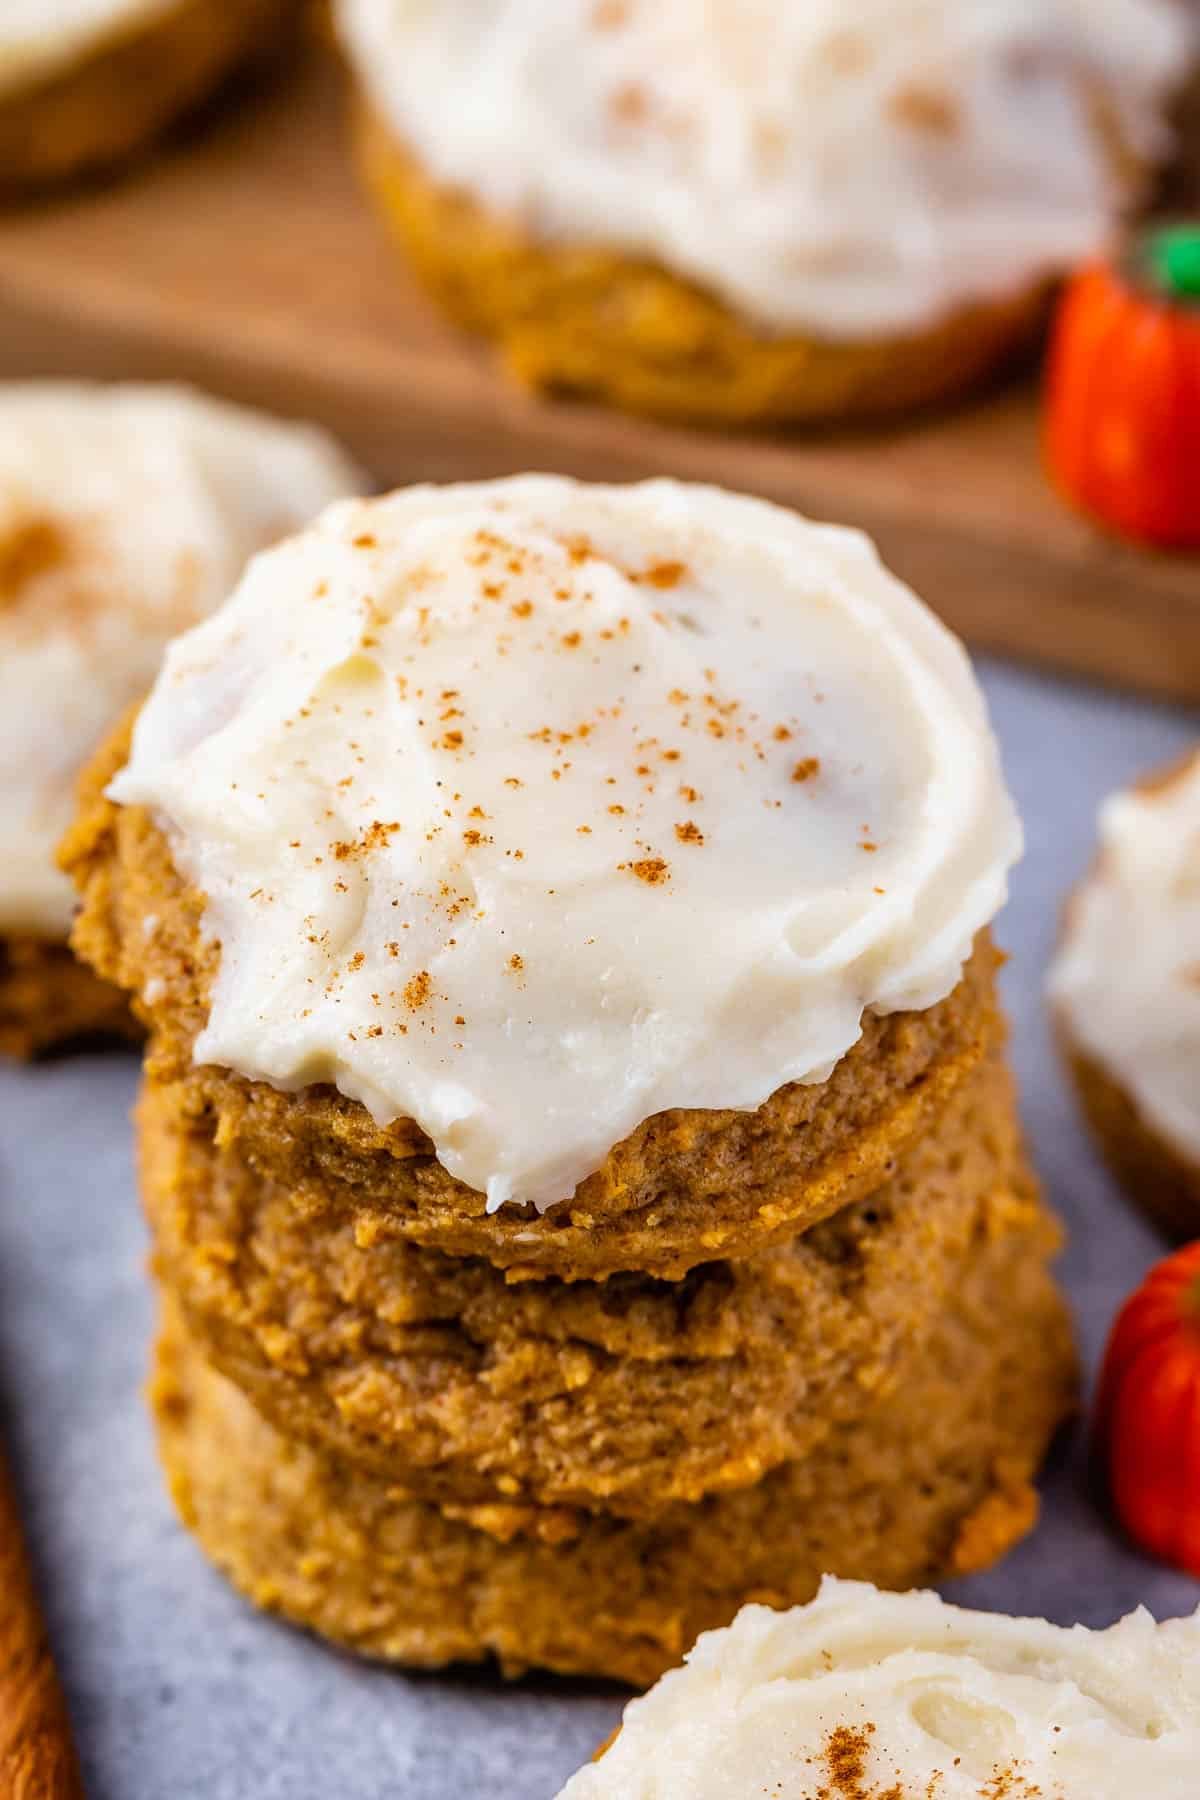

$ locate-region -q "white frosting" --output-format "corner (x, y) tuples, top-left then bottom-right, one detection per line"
(111, 475), (1020, 1213)
(557, 1579), (1200, 1800)
(1049, 752), (1200, 1165)
(0, 382), (362, 940)
(0, 0), (179, 98)
(336, 0), (1193, 338)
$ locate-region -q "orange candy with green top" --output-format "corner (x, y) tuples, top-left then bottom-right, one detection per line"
(1046, 223), (1200, 550)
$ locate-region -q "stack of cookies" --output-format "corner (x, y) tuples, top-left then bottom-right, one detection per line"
(63, 475), (1076, 1685)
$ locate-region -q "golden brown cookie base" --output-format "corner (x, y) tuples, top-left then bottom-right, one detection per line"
(1060, 1030), (1200, 1242)
(0, 933), (135, 1058)
(64, 715), (1002, 1281)
(0, 0), (299, 195)
(152, 1226), (1075, 1686)
(141, 1049), (1045, 1515)
(356, 110), (1049, 429)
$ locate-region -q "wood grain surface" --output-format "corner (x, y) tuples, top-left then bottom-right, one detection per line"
(0, 39), (1196, 702)
(0, 1453), (83, 1800)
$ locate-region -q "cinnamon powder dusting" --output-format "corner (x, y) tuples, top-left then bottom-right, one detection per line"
(0, 516), (68, 600)
(402, 970), (432, 1010)
(637, 560), (687, 590)
(981, 1774), (1044, 1798)
(792, 757), (821, 783)
(889, 85), (961, 135)
(810, 1722), (1046, 1798)
(815, 1724), (903, 1800)
(611, 82), (648, 124)
(623, 857), (670, 885)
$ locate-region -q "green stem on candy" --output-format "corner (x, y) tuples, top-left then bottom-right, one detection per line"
(1148, 222), (1200, 303)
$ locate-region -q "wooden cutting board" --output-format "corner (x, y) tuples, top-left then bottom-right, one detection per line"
(0, 40), (1196, 703)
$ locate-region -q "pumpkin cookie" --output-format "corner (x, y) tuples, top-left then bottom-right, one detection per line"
(64, 476), (1019, 1276)
(557, 1579), (1200, 1799)
(1050, 749), (1200, 1239)
(354, 118), (1051, 429)
(337, 0), (1192, 426)
(151, 1219), (1075, 1685)
(0, 0), (300, 194)
(0, 936), (135, 1058)
(139, 1047), (1041, 1515)
(0, 382), (361, 1056)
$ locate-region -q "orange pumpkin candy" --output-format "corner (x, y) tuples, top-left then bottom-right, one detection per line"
(1046, 225), (1200, 550)
(1095, 1240), (1200, 1578)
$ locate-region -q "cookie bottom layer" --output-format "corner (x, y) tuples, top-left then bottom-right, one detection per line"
(0, 934), (135, 1058)
(152, 1228), (1075, 1686)
(357, 110), (1048, 429)
(0, 0), (298, 194)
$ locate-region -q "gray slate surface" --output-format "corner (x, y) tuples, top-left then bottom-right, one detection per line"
(1, 657), (1197, 1800)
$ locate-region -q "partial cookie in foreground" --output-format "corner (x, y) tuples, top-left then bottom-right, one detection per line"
(139, 1049), (1041, 1515)
(557, 1579), (1200, 1798)
(337, 0), (1193, 426)
(0, 382), (361, 1056)
(0, 0), (300, 194)
(152, 1221), (1075, 1686)
(64, 475), (1019, 1279)
(1049, 749), (1200, 1240)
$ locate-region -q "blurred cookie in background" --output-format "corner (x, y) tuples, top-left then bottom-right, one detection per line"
(336, 0), (1196, 427)
(0, 0), (304, 193)
(0, 381), (362, 1055)
(1050, 748), (1200, 1240)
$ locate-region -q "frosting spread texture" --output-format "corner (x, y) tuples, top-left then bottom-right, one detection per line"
(336, 0), (1193, 337)
(557, 1578), (1200, 1799)
(111, 475), (1020, 1212)
(0, 382), (362, 938)
(0, 0), (178, 97)
(1050, 750), (1200, 1163)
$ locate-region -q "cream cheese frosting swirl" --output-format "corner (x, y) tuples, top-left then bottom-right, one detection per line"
(557, 1579), (1200, 1800)
(0, 382), (362, 940)
(336, 0), (1193, 339)
(0, 0), (179, 97)
(1050, 751), (1200, 1164)
(111, 476), (1020, 1213)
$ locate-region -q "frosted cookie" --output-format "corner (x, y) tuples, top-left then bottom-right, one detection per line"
(1050, 749), (1200, 1239)
(0, 382), (361, 1055)
(151, 1220), (1075, 1684)
(139, 1049), (1043, 1515)
(337, 0), (1193, 426)
(0, 0), (301, 192)
(560, 1579), (1200, 1797)
(65, 475), (1020, 1277)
